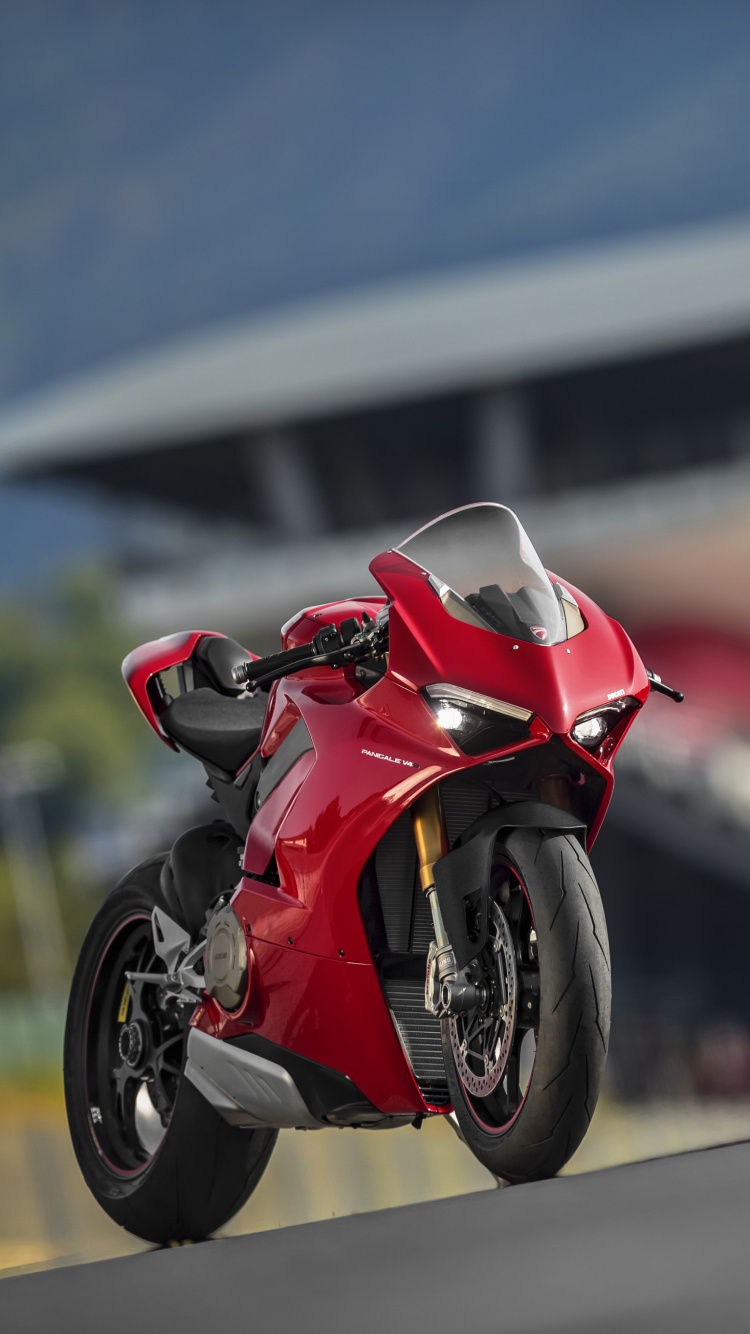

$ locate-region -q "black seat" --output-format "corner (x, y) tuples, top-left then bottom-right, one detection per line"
(192, 635), (253, 696)
(162, 688), (267, 773)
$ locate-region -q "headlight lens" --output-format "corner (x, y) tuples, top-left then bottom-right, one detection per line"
(571, 715), (609, 746)
(434, 703), (469, 733)
(571, 697), (640, 751)
(425, 683), (533, 756)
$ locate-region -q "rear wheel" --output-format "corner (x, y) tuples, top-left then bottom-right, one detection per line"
(64, 856), (277, 1244)
(443, 828), (610, 1182)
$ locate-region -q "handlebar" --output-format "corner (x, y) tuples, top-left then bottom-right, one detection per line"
(647, 670), (684, 703)
(234, 632), (684, 704)
(232, 614), (388, 689)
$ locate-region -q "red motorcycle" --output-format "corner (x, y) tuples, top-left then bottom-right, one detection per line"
(64, 503), (681, 1243)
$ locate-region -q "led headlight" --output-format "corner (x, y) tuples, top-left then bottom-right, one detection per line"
(433, 703), (468, 733)
(424, 683), (533, 756)
(571, 697), (640, 751)
(571, 714), (608, 747)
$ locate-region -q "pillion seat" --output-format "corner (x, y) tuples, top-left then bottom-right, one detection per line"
(162, 689), (267, 773)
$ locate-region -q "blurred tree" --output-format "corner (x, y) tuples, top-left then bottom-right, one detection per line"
(0, 568), (153, 989)
(0, 855), (26, 990)
(0, 569), (148, 802)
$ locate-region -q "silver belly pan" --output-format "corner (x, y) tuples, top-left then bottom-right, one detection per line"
(184, 1027), (320, 1129)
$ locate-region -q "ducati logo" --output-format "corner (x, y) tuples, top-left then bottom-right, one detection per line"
(530, 626), (547, 640)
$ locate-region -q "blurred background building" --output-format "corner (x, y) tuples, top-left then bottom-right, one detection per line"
(3, 0), (750, 1273)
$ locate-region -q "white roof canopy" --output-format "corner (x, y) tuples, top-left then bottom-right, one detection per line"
(3, 216), (750, 471)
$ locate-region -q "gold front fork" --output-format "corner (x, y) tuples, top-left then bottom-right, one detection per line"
(411, 787), (454, 1011)
(411, 786), (449, 933)
(411, 786), (448, 888)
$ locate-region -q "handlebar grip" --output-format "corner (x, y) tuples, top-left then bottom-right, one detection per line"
(232, 619), (386, 689)
(232, 642), (317, 686)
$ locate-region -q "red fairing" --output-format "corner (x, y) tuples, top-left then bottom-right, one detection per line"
(367, 548), (649, 846)
(239, 674), (459, 958)
(370, 549), (650, 733)
(122, 630), (224, 747)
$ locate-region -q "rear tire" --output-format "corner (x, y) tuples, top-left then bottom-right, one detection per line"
(64, 856), (277, 1244)
(444, 828), (610, 1183)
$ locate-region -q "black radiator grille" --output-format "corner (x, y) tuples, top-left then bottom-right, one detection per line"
(375, 811), (416, 952)
(410, 888), (434, 953)
(383, 978), (447, 1105)
(441, 776), (494, 845)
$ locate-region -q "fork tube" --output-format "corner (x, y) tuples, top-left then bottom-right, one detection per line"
(411, 787), (450, 948)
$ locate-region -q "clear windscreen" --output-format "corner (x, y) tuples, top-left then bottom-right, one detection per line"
(397, 503), (579, 646)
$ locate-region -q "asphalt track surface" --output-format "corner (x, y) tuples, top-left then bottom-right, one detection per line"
(3, 1140), (750, 1333)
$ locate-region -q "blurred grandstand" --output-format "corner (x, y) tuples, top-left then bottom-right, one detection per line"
(1, 0), (750, 1178)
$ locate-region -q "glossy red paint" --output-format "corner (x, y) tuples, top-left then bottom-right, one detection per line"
(371, 550), (650, 734)
(122, 630), (222, 747)
(191, 938), (426, 1114)
(128, 526), (651, 1120)
(238, 673), (461, 960)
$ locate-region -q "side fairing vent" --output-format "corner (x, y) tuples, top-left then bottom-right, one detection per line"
(364, 775), (494, 1107)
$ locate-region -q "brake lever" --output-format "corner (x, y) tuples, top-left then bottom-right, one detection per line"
(233, 617), (388, 688)
(647, 670), (684, 703)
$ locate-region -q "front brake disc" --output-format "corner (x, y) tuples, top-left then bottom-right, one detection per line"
(449, 899), (517, 1097)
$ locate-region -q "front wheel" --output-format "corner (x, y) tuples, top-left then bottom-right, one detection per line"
(443, 828), (610, 1182)
(64, 856), (277, 1244)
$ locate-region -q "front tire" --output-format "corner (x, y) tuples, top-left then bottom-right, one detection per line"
(64, 856), (277, 1244)
(444, 828), (610, 1182)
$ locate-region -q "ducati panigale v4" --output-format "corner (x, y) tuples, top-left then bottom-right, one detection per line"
(64, 503), (682, 1242)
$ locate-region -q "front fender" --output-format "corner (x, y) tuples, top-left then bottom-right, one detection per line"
(432, 801), (586, 969)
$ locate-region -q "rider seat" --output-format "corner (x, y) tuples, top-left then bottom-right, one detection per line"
(162, 689), (267, 773)
(192, 635), (253, 696)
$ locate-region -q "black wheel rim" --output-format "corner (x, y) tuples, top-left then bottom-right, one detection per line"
(83, 912), (189, 1176)
(451, 859), (539, 1134)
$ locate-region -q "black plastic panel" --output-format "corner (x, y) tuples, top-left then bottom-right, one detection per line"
(255, 720), (314, 809)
